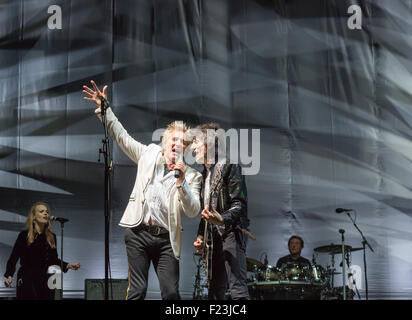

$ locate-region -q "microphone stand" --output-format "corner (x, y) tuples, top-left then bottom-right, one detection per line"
(99, 96), (113, 300)
(345, 212), (373, 300)
(55, 218), (68, 299)
(339, 229), (346, 300)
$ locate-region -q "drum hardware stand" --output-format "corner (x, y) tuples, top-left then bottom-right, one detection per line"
(331, 253), (336, 288)
(347, 271), (361, 300)
(345, 250), (360, 300)
(339, 229), (346, 300)
(345, 211), (373, 300)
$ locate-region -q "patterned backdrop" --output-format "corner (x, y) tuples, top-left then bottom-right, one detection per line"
(1, 0), (412, 299)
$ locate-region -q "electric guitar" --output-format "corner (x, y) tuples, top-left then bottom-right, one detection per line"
(202, 164), (224, 289)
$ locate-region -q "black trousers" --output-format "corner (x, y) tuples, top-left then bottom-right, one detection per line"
(209, 230), (249, 300)
(124, 226), (180, 300)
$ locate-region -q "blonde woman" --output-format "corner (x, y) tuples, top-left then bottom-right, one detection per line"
(4, 202), (80, 300)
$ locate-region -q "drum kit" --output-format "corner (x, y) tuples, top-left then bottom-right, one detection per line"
(247, 244), (361, 300)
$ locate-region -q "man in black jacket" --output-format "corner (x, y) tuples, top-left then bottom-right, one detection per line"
(191, 123), (249, 300)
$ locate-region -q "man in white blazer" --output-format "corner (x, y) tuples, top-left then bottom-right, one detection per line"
(83, 80), (202, 300)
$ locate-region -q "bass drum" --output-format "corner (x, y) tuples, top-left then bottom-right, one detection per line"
(321, 286), (355, 300)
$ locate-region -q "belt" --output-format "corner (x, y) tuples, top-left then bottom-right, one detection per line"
(138, 223), (169, 236)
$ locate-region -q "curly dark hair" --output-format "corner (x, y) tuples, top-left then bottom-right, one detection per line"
(196, 122), (221, 132)
(191, 122), (226, 163)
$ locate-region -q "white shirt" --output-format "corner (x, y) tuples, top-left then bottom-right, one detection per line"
(143, 159), (175, 230)
(204, 167), (211, 207)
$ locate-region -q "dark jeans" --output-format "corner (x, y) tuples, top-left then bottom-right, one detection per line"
(209, 229), (249, 300)
(124, 226), (180, 300)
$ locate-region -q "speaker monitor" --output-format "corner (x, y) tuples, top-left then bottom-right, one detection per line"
(85, 279), (129, 300)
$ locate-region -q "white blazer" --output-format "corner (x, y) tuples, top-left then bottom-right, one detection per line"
(96, 107), (202, 259)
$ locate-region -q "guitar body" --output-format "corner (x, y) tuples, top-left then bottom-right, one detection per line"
(201, 162), (225, 294)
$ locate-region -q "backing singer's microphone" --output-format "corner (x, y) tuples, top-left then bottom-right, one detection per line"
(335, 208), (354, 213)
(50, 216), (69, 223)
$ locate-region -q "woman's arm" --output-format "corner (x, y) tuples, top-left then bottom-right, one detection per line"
(4, 232), (24, 280)
(50, 234), (69, 272)
(49, 235), (81, 272)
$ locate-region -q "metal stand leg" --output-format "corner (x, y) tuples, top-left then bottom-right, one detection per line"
(339, 229), (346, 300)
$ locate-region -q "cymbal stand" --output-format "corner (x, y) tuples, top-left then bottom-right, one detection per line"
(330, 253), (335, 288)
(339, 229), (346, 300)
(345, 211), (373, 300)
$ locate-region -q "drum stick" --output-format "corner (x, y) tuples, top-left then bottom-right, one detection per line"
(241, 228), (256, 240)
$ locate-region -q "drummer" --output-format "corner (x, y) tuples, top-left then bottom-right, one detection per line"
(276, 235), (311, 269)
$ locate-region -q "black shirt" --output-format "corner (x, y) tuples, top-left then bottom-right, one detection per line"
(4, 230), (68, 278)
(276, 255), (312, 269)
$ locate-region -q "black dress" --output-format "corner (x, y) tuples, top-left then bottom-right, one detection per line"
(4, 230), (68, 300)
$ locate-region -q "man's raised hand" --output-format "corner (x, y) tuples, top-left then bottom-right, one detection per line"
(82, 80), (108, 110)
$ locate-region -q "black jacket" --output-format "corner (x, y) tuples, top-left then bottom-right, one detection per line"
(197, 162), (249, 238)
(4, 230), (68, 279)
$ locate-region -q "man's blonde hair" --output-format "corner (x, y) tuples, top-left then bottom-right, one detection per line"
(161, 121), (191, 153)
(164, 121), (189, 137)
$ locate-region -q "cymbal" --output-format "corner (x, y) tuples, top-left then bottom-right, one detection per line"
(314, 244), (353, 254)
(246, 257), (264, 271)
(328, 247), (364, 254)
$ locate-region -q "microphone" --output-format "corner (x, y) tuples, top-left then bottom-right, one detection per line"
(174, 153), (184, 179)
(50, 216), (69, 223)
(336, 208), (354, 213)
